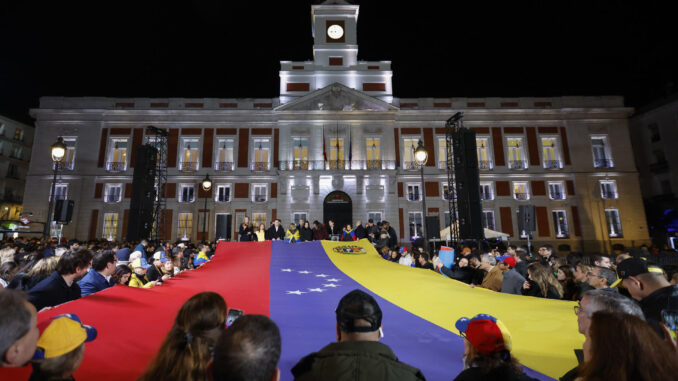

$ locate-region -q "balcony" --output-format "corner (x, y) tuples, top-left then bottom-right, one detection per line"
(549, 192), (565, 200)
(104, 193), (121, 203)
(601, 191), (619, 200)
(179, 161), (199, 172)
(649, 160), (669, 173)
(593, 158), (614, 168)
(543, 160), (562, 169)
(254, 195), (267, 202)
(514, 193), (529, 201)
(407, 193), (421, 202)
(438, 161), (448, 169)
(508, 160), (526, 170)
(106, 161), (126, 172)
(214, 162), (235, 171)
(53, 161), (75, 171)
(403, 161), (420, 170)
(250, 162), (271, 171)
(480, 193), (494, 201)
(478, 160), (492, 170)
(556, 232), (570, 239)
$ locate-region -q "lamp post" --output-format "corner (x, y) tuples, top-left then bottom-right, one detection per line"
(200, 174), (212, 243)
(414, 140), (429, 252)
(43, 137), (67, 239)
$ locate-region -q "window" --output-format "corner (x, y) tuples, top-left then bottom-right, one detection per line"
(62, 137), (77, 170)
(438, 138), (448, 169)
(104, 184), (122, 203)
(481, 210), (495, 230)
(444, 211), (452, 228)
(552, 210), (569, 238)
(178, 213), (193, 240)
(368, 211), (382, 223)
(403, 138), (419, 169)
(591, 136), (613, 168)
(107, 138), (128, 171)
(605, 209), (623, 238)
(253, 138), (271, 171)
(292, 212), (307, 226)
(179, 184), (195, 203)
(329, 137), (344, 169)
(480, 182), (494, 201)
(476, 137), (492, 169)
(407, 183), (421, 201)
(366, 137), (381, 169)
(215, 139), (234, 171)
(215, 185), (231, 202)
(600, 180), (618, 199)
(513, 182), (529, 200)
(12, 146), (23, 160)
(409, 212), (423, 238)
(6, 163), (19, 179)
(180, 138), (200, 171)
(13, 128), (24, 141)
(252, 213), (267, 228)
(442, 183), (452, 200)
(293, 137), (309, 169)
(649, 123), (661, 142)
(507, 138), (526, 169)
(548, 182), (565, 200)
(541, 137), (561, 169)
(102, 213), (119, 240)
(253, 184), (267, 203)
(50, 183), (68, 201)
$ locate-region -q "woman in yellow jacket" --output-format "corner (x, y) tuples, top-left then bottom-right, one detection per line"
(128, 258), (157, 288)
(255, 223), (267, 241)
(285, 223), (300, 243)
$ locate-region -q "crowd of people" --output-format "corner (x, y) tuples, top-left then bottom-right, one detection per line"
(2, 228), (678, 380)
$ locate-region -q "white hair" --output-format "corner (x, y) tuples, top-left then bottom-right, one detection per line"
(481, 253), (497, 266)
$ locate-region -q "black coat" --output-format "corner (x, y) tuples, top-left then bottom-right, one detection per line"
(354, 225), (367, 240)
(640, 284), (678, 337)
(268, 225), (286, 240)
(440, 265), (474, 284)
(239, 224), (253, 241)
(387, 226), (398, 248)
(299, 227), (313, 241)
(521, 279), (561, 299)
(28, 271), (81, 311)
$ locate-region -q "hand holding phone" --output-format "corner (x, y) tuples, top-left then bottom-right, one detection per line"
(226, 308), (244, 327)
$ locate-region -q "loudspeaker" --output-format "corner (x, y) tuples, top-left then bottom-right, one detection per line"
(127, 145), (158, 241)
(425, 216), (441, 240)
(54, 200), (74, 223)
(517, 205), (536, 234)
(216, 214), (231, 241)
(453, 129), (484, 239)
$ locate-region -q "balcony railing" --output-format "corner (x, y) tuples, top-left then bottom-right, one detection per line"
(104, 193), (121, 203)
(407, 193), (421, 201)
(254, 195), (267, 202)
(278, 160), (397, 170)
(508, 160), (526, 170)
(543, 160), (562, 169)
(480, 193), (494, 201)
(250, 162), (271, 171)
(593, 158), (614, 168)
(549, 192), (565, 200)
(179, 161), (199, 172)
(403, 161), (420, 170)
(514, 193), (529, 200)
(555, 232), (570, 239)
(602, 191), (619, 199)
(478, 160), (492, 170)
(214, 162), (234, 171)
(106, 161), (126, 172)
(53, 161), (75, 171)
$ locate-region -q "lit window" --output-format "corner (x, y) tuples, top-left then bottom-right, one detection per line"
(50, 183), (68, 201)
(600, 180), (618, 199)
(293, 137), (309, 169)
(366, 137), (381, 169)
(507, 138), (526, 169)
(62, 137), (77, 170)
(438, 138), (448, 169)
(179, 184), (196, 203)
(329, 137), (344, 169)
(408, 211), (423, 238)
(605, 209), (623, 238)
(481, 210), (495, 230)
(104, 184), (122, 203)
(13, 128), (23, 141)
(476, 137), (492, 169)
(178, 213), (193, 240)
(548, 182), (565, 200)
(215, 185), (231, 202)
(591, 136), (614, 168)
(407, 183), (421, 201)
(102, 213), (118, 240)
(252, 213), (267, 228)
(253, 184), (268, 203)
(403, 138), (419, 170)
(180, 138), (200, 171)
(480, 182), (494, 201)
(253, 138), (270, 171)
(107, 138), (128, 172)
(541, 137), (561, 169)
(215, 139), (234, 171)
(513, 182), (530, 201)
(553, 210), (569, 238)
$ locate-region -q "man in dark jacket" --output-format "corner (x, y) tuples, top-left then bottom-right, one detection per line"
(292, 289), (425, 381)
(78, 251), (116, 297)
(354, 220), (367, 240)
(312, 221), (328, 241)
(383, 221), (398, 249)
(28, 249), (93, 311)
(616, 257), (678, 337)
(267, 219), (285, 241)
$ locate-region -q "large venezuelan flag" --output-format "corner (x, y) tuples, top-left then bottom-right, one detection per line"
(0, 240), (581, 381)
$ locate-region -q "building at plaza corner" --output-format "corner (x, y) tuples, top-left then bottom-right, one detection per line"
(23, 0), (649, 252)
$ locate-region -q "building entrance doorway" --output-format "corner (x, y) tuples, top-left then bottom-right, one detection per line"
(323, 191), (352, 232)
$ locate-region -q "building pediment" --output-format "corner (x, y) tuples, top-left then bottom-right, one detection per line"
(275, 83), (398, 112)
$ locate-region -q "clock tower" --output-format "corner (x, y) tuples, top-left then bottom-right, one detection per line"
(311, 0), (358, 66)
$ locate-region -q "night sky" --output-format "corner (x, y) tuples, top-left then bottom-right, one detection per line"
(1, 1), (677, 124)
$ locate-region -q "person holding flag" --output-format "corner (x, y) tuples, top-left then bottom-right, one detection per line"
(285, 223), (300, 243)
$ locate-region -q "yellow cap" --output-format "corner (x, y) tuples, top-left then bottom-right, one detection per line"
(36, 315), (96, 359)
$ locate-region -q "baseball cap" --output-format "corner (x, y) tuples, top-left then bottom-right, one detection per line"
(455, 314), (512, 355)
(131, 257), (152, 269)
(33, 314), (97, 359)
(335, 289), (382, 333)
(152, 251), (168, 263)
(610, 258), (664, 288)
(496, 255), (516, 268)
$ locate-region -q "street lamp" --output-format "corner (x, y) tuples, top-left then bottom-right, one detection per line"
(43, 137), (67, 238)
(414, 140), (429, 251)
(200, 174), (212, 243)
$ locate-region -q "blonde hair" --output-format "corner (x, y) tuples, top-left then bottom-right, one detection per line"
(0, 248), (16, 264)
(27, 257), (58, 277)
(528, 263), (563, 298)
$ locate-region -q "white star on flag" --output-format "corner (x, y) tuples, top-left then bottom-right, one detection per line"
(286, 290), (307, 295)
(326, 278), (340, 282)
(315, 274), (329, 278)
(298, 270), (311, 274)
(323, 283), (339, 288)
(281, 269), (293, 272)
(308, 288), (325, 292)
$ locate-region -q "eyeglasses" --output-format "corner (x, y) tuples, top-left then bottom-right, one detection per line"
(574, 305), (584, 315)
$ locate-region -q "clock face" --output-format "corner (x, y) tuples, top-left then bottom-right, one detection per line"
(327, 24), (344, 40)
